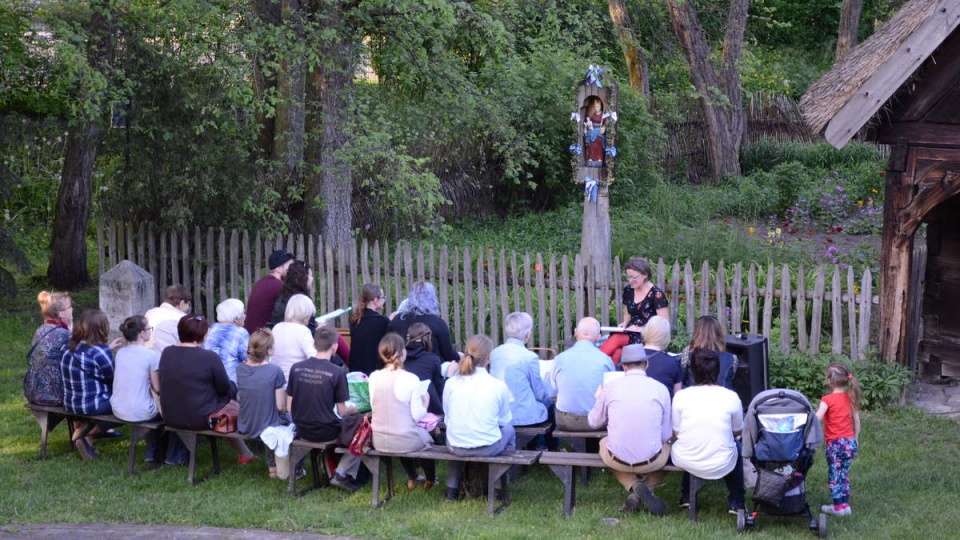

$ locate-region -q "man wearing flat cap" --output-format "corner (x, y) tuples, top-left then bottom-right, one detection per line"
(588, 343), (672, 516)
(244, 249), (294, 333)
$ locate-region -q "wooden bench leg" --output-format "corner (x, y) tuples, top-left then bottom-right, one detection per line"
(30, 409), (63, 460)
(288, 445), (308, 494)
(546, 464), (576, 518)
(689, 474), (708, 522)
(562, 438), (591, 486)
(127, 426), (153, 475)
(174, 431), (200, 485)
(210, 436), (221, 476)
(362, 454), (384, 507)
(487, 463), (512, 515)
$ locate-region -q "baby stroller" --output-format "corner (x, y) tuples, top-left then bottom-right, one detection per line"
(740, 389), (826, 537)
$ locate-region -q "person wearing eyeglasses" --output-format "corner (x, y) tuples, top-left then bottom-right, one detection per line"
(600, 257), (669, 366)
(145, 284), (193, 352)
(110, 315), (163, 462)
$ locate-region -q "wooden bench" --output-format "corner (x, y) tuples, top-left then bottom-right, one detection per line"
(287, 439), (339, 496)
(539, 451), (684, 518)
(164, 426), (253, 485)
(515, 423), (552, 449)
(552, 429), (606, 485)
(24, 403), (163, 475)
(339, 447), (541, 515)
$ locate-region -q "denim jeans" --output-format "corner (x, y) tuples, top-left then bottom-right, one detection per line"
(445, 425), (516, 489)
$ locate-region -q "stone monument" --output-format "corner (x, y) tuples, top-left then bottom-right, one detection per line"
(99, 260), (155, 336)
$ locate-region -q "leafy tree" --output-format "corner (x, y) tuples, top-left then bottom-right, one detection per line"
(666, 0), (748, 181)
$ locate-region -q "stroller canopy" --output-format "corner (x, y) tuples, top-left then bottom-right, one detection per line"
(742, 388), (824, 460)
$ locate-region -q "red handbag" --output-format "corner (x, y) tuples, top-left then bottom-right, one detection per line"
(348, 413), (374, 456)
(208, 400), (240, 433)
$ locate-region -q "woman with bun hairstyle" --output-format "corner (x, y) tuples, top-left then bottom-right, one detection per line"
(24, 291), (73, 406)
(441, 334), (514, 501)
(348, 283), (389, 375)
(370, 333), (435, 489)
(110, 315), (163, 461)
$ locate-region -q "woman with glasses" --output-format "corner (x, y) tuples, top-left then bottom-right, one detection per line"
(110, 315), (164, 462)
(348, 283), (389, 375)
(24, 291), (73, 406)
(600, 257), (669, 366)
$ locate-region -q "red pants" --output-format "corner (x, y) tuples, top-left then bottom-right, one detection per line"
(600, 333), (631, 366)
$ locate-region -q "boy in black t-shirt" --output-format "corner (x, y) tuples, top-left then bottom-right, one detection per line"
(287, 325), (362, 491)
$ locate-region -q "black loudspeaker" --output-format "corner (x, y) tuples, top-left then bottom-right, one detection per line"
(726, 333), (769, 410)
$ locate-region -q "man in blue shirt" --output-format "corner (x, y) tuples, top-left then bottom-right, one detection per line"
(490, 312), (555, 449)
(549, 317), (616, 431)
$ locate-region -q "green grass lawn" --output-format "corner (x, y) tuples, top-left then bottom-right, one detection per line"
(2, 298), (959, 539)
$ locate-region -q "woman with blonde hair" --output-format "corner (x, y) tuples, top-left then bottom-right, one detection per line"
(370, 333), (434, 489)
(349, 283), (389, 375)
(270, 294), (319, 387)
(237, 329), (289, 478)
(442, 334), (514, 501)
(24, 291), (73, 406)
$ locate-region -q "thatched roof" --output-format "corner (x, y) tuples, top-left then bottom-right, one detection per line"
(800, 0), (960, 148)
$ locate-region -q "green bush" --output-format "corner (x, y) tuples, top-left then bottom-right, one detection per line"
(741, 139), (883, 174)
(769, 351), (912, 410)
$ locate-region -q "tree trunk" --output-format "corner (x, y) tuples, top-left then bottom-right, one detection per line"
(303, 6), (355, 246)
(48, 123), (100, 288)
(835, 0), (864, 63)
(47, 1), (113, 289)
(251, 0), (281, 159)
(273, 0), (307, 173)
(666, 0), (746, 182)
(608, 0), (649, 96)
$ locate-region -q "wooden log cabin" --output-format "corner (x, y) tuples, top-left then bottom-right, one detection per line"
(801, 0), (960, 377)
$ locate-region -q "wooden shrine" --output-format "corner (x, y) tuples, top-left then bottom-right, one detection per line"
(801, 0), (960, 377)
(572, 66), (619, 278)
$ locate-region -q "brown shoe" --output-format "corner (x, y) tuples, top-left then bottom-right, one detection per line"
(74, 438), (98, 460)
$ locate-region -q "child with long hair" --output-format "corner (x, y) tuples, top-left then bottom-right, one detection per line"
(816, 362), (861, 517)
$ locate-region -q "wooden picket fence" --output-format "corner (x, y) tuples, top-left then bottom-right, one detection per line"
(97, 222), (878, 359)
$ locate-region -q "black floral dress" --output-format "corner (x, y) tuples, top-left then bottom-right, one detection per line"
(621, 284), (669, 344)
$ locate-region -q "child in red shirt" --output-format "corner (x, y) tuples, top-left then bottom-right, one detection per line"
(815, 362), (861, 517)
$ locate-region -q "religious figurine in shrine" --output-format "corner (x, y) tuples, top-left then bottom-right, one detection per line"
(583, 96), (607, 167)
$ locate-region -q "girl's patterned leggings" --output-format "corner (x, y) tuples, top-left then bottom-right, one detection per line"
(825, 437), (858, 501)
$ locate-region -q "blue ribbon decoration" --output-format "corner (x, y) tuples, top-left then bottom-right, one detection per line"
(584, 65), (605, 88)
(605, 147), (617, 158)
(569, 145), (582, 155)
(584, 178), (598, 202)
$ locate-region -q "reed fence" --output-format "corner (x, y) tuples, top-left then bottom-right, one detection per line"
(97, 222), (878, 360)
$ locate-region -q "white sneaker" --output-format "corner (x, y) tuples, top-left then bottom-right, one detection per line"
(821, 504), (852, 516)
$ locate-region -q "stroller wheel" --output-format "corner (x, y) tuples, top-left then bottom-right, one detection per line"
(818, 513), (828, 538)
(736, 509), (747, 533)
